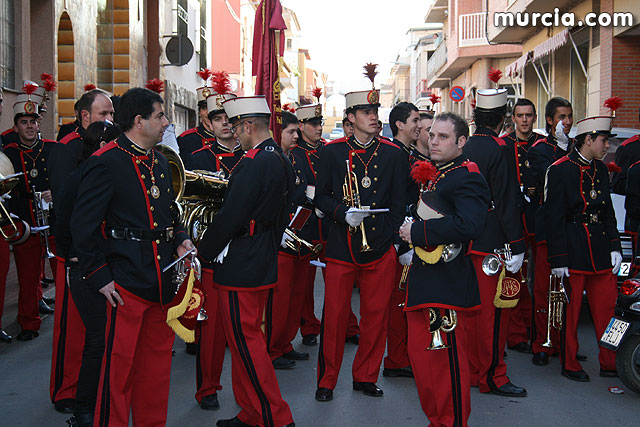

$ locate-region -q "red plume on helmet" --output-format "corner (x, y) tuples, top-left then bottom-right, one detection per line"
(197, 68), (213, 84)
(145, 78), (165, 94)
(429, 93), (441, 105)
(43, 78), (57, 92)
(604, 96), (623, 117)
(363, 63), (378, 88)
(84, 83), (97, 92)
(282, 103), (296, 113)
(411, 160), (438, 186)
(488, 67), (503, 88)
(607, 161), (622, 173)
(23, 83), (38, 95)
(211, 71), (232, 95)
(40, 73), (53, 82)
(312, 87), (322, 102)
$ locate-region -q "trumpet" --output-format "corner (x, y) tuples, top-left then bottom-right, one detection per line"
(167, 248), (207, 322)
(428, 308), (457, 350)
(342, 160), (372, 252)
(32, 187), (55, 259)
(481, 243), (512, 276)
(284, 228), (323, 256)
(541, 274), (569, 348)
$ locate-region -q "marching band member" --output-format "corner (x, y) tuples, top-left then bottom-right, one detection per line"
(0, 87), (10, 344)
(197, 96), (298, 427)
(544, 115), (621, 382)
(399, 111), (490, 427)
(177, 69), (216, 160)
(411, 109), (433, 161)
(610, 103), (638, 195)
(461, 71), (527, 397)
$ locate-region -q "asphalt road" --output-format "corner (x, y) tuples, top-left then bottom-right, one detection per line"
(0, 270), (638, 426)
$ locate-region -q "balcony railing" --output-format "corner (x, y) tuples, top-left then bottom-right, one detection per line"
(427, 39), (447, 81)
(459, 12), (489, 47)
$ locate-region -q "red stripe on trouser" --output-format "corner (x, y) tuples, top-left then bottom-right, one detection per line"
(94, 286), (174, 427)
(317, 247), (396, 389)
(561, 272), (617, 372)
(507, 237), (535, 347)
(269, 253), (313, 359)
(531, 242), (560, 354)
(195, 268), (227, 402)
(14, 235), (47, 331)
(408, 309), (471, 427)
(0, 239), (9, 327)
(50, 256), (86, 402)
(218, 288), (293, 427)
(384, 261), (409, 369)
(460, 254), (511, 392)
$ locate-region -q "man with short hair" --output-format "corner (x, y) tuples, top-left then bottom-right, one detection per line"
(72, 87), (193, 426)
(342, 116), (354, 139)
(412, 110), (433, 160)
(177, 85), (216, 161)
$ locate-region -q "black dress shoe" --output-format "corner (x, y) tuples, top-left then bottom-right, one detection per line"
(54, 398), (75, 414)
(353, 381), (383, 397)
(42, 296), (55, 305)
(272, 356), (296, 370)
(16, 329), (39, 341)
(0, 329), (12, 343)
(216, 416), (255, 427)
(41, 277), (54, 288)
(489, 382), (527, 397)
(39, 299), (54, 314)
(508, 342), (531, 353)
(600, 369), (618, 378)
(302, 334), (318, 346)
(315, 387), (333, 402)
(185, 342), (198, 355)
(576, 353), (588, 362)
(532, 352), (549, 366)
(200, 393), (220, 410)
(382, 366), (414, 378)
(69, 412), (93, 427)
(345, 334), (360, 345)
(283, 350), (309, 360)
(561, 369), (590, 382)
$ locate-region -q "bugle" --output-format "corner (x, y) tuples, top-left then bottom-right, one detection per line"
(284, 228), (323, 256)
(342, 160), (372, 252)
(427, 308), (457, 350)
(541, 274), (568, 348)
(32, 187), (55, 259)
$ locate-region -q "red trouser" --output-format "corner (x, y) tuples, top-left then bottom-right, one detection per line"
(0, 239), (9, 328)
(14, 235), (57, 331)
(384, 261), (409, 369)
(50, 256), (86, 403)
(218, 287), (293, 427)
(531, 242), (560, 354)
(94, 286), (174, 427)
(561, 272), (617, 372)
(461, 254), (512, 392)
(195, 268), (227, 403)
(268, 252), (314, 359)
(317, 247), (396, 389)
(408, 308), (471, 427)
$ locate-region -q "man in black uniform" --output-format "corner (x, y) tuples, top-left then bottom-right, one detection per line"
(399, 111), (490, 427)
(611, 107), (640, 195)
(177, 84), (216, 161)
(412, 109), (432, 161)
(462, 85), (527, 397)
(544, 115), (620, 381)
(197, 96), (297, 427)
(72, 88), (193, 427)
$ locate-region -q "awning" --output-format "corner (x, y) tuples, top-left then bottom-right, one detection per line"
(506, 52), (531, 78)
(532, 29), (569, 61)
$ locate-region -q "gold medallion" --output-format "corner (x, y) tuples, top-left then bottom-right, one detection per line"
(361, 175), (372, 188)
(30, 168), (38, 178)
(590, 189), (597, 200)
(150, 185), (161, 199)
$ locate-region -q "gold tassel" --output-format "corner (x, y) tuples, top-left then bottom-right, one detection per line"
(413, 244), (444, 264)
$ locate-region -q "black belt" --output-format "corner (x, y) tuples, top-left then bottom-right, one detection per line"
(235, 221), (273, 238)
(108, 227), (175, 242)
(566, 212), (602, 224)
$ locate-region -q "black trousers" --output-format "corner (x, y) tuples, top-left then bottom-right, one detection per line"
(68, 262), (106, 416)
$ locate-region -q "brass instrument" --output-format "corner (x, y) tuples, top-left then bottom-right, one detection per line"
(0, 152), (24, 241)
(428, 308), (457, 350)
(541, 274), (569, 348)
(284, 228), (323, 256)
(166, 248), (207, 322)
(482, 243), (518, 276)
(342, 160), (372, 252)
(32, 186), (55, 259)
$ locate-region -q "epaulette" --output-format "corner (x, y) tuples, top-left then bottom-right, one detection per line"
(464, 161), (481, 174)
(379, 138), (399, 149)
(630, 159), (640, 170)
(621, 134), (640, 147)
(4, 142), (18, 150)
(59, 131), (82, 145)
(192, 145), (212, 155)
(1, 128), (13, 136)
(531, 137), (552, 149)
(551, 156), (570, 167)
(245, 148), (260, 159)
(93, 140), (117, 157)
(325, 136), (347, 146)
(178, 127), (197, 138)
(43, 139), (57, 144)
(491, 136), (506, 147)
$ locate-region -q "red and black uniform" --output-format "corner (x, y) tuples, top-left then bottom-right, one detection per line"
(626, 161), (640, 275)
(545, 150), (620, 373)
(611, 134), (640, 196)
(198, 138), (298, 427)
(56, 119), (82, 142)
(406, 155), (489, 427)
(185, 139), (244, 405)
(461, 127), (526, 392)
(72, 134), (189, 427)
(4, 137), (58, 333)
(527, 133), (571, 355)
(1, 128), (19, 148)
(314, 135), (407, 391)
(177, 124), (215, 163)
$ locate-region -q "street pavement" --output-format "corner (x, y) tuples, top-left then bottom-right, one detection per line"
(0, 268), (638, 426)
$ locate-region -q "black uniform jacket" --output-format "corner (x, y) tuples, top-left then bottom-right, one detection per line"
(315, 135), (407, 266)
(612, 134), (640, 195)
(177, 124), (215, 162)
(502, 131), (544, 237)
(1, 128), (18, 148)
(56, 120), (83, 142)
(197, 138), (299, 290)
(406, 156), (490, 311)
(390, 137), (421, 256)
(184, 139), (244, 176)
(527, 133), (571, 243)
(462, 128), (525, 255)
(279, 151), (310, 258)
(71, 135), (189, 304)
(4, 138), (56, 227)
(625, 160), (640, 235)
(544, 150), (621, 273)
(48, 130), (85, 214)
(54, 167), (82, 260)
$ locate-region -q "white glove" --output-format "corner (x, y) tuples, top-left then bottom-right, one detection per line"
(399, 249), (414, 266)
(281, 231), (294, 249)
(315, 207), (325, 219)
(555, 121), (569, 151)
(611, 251), (623, 275)
(504, 252), (525, 273)
(214, 241), (230, 263)
(551, 267), (570, 278)
(0, 193), (10, 201)
(345, 207), (370, 227)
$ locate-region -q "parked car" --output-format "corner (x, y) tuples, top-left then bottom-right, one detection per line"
(329, 129), (344, 140)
